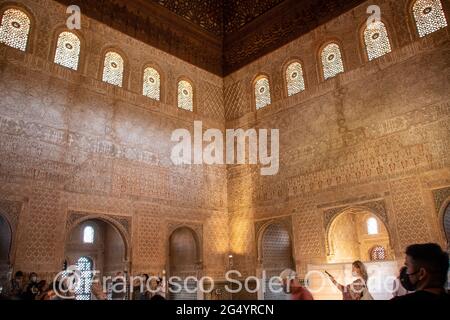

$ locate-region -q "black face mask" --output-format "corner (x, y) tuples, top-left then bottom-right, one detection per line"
(399, 266), (419, 292)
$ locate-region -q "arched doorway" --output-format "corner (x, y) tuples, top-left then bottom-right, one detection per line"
(260, 223), (294, 300)
(309, 208), (398, 300)
(168, 227), (199, 300)
(328, 210), (393, 263)
(0, 214), (12, 289)
(65, 219), (127, 300)
(443, 204), (450, 287)
(444, 204), (450, 252)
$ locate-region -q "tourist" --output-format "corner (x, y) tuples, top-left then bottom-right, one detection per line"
(23, 272), (39, 300)
(138, 274), (151, 300)
(279, 268), (314, 300)
(91, 277), (107, 300)
(391, 243), (449, 301)
(392, 266), (412, 298)
(152, 277), (166, 300)
(8, 271), (25, 300)
(327, 261), (373, 300)
(35, 280), (48, 300)
(111, 272), (127, 300)
(132, 274), (144, 300)
(148, 276), (165, 300)
(42, 282), (63, 300)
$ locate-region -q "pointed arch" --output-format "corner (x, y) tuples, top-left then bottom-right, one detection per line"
(325, 206), (395, 262)
(66, 213), (131, 262)
(0, 213), (12, 269)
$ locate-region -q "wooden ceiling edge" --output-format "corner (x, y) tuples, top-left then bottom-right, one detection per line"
(223, 0), (296, 44)
(222, 0), (369, 76)
(51, 0), (369, 77)
(222, 0), (287, 36)
(53, 0), (223, 75)
(131, 0), (222, 45)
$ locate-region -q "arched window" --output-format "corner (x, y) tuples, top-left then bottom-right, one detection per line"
(75, 256), (93, 300)
(54, 31), (81, 70)
(286, 62), (305, 96)
(364, 21), (392, 61)
(177, 80), (193, 111)
(143, 67), (160, 101)
(102, 51), (124, 87)
(412, 0), (448, 37)
(255, 76), (271, 110)
(370, 246), (386, 261)
(321, 43), (344, 80)
(367, 217), (379, 235)
(0, 8), (31, 51)
(83, 226), (94, 244)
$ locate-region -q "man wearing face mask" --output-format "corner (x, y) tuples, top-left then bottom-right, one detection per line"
(392, 266), (412, 298)
(23, 272), (40, 300)
(392, 243), (449, 301)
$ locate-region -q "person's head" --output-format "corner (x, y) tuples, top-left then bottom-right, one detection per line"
(29, 272), (38, 282)
(401, 243), (449, 291)
(279, 269), (297, 293)
(14, 271), (23, 281)
(149, 278), (158, 291)
(352, 261), (368, 282)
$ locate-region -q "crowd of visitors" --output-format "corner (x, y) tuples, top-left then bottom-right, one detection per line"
(0, 243), (448, 301)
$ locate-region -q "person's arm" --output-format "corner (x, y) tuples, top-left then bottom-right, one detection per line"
(329, 275), (345, 292)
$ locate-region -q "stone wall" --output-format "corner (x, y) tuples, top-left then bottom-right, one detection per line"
(0, 0), (449, 291)
(0, 0), (229, 281)
(225, 0), (450, 276)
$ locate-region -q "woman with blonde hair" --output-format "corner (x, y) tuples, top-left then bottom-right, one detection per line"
(91, 276), (107, 300)
(327, 261), (373, 300)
